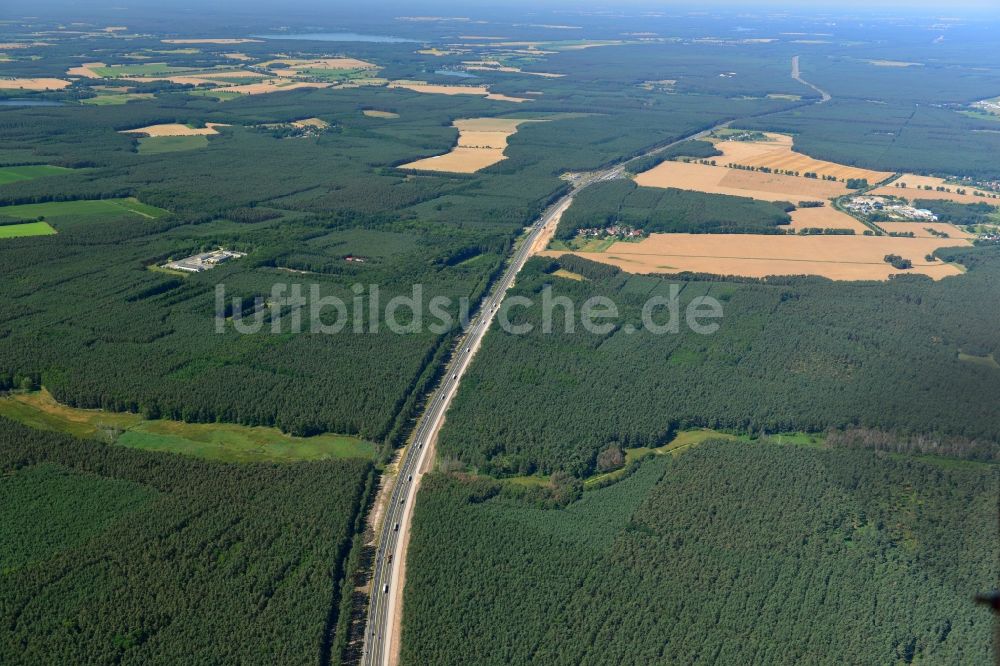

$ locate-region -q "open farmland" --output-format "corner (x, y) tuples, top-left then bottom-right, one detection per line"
(260, 57), (377, 76)
(787, 205), (869, 232)
(634, 160), (848, 203)
(0, 198), (167, 230)
(0, 221), (56, 238)
(876, 221), (974, 239)
(388, 80), (531, 102)
(0, 165), (72, 185)
(223, 79), (333, 95)
(81, 92), (156, 105)
(544, 232), (970, 280)
(872, 174), (1000, 205)
(400, 117), (544, 173)
(120, 122), (229, 137)
(713, 132), (893, 183)
(0, 77), (70, 90)
(65, 62), (104, 78)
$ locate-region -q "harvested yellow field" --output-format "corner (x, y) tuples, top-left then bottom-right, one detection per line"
(291, 117), (329, 129)
(223, 80), (332, 95)
(120, 122), (229, 137)
(0, 77), (70, 90)
(871, 175), (1000, 205)
(634, 160), (848, 203)
(543, 233), (969, 281)
(223, 52), (252, 61)
(486, 93), (531, 102)
(388, 80), (531, 102)
(390, 80), (487, 95)
(713, 133), (893, 183)
(67, 61), (104, 78)
(787, 206), (869, 233)
(400, 117), (544, 173)
(162, 38), (262, 44)
(876, 222), (974, 239)
(362, 109), (399, 118)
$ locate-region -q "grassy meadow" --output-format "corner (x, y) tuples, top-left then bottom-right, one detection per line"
(0, 390), (374, 462)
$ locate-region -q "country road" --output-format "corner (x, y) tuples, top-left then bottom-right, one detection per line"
(792, 55), (832, 102)
(361, 57), (830, 663)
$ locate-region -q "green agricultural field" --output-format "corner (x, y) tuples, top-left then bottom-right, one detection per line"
(80, 93), (156, 106)
(0, 165), (72, 185)
(0, 390), (374, 462)
(138, 134), (210, 154)
(91, 63), (192, 78)
(299, 67), (373, 82)
(0, 198), (168, 229)
(0, 221), (56, 238)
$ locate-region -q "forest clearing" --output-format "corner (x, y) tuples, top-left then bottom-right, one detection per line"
(120, 122), (229, 137)
(388, 80), (531, 102)
(362, 109), (399, 118)
(400, 117), (544, 173)
(0, 390), (374, 463)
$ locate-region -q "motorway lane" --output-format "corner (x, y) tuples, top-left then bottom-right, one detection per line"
(360, 189), (580, 666)
(360, 122), (743, 666)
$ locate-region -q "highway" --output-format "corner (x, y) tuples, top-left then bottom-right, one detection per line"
(359, 120), (763, 666)
(359, 56), (834, 664)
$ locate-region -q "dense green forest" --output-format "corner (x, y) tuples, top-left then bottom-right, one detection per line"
(0, 51), (793, 451)
(403, 440), (998, 665)
(2, 14), (1000, 666)
(913, 200), (999, 226)
(0, 417), (373, 663)
(738, 100), (1000, 182)
(557, 180), (792, 238)
(439, 245), (1000, 476)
